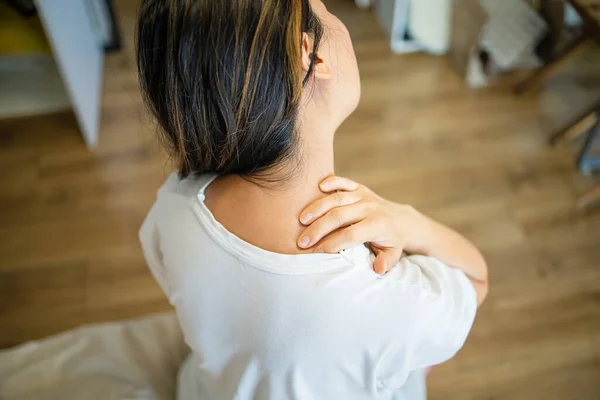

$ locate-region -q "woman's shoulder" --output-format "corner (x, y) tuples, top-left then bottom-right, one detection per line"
(145, 172), (216, 231)
(142, 172), (217, 246)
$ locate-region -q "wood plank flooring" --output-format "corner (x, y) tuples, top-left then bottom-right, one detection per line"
(0, 1), (599, 398)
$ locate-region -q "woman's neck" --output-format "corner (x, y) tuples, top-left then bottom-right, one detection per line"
(204, 123), (336, 254)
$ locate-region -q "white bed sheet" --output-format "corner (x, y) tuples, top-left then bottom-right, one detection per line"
(0, 312), (189, 400)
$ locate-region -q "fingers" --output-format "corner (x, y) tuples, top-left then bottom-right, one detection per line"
(300, 191), (362, 225)
(297, 203), (367, 249)
(310, 221), (372, 254)
(372, 248), (402, 275)
(319, 176), (360, 193)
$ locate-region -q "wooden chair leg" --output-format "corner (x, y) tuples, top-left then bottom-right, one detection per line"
(549, 102), (600, 145)
(577, 183), (600, 209)
(515, 34), (588, 95)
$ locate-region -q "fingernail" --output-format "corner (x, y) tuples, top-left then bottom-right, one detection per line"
(298, 236), (311, 248)
(379, 260), (388, 275)
(320, 183), (329, 190)
(300, 213), (312, 224)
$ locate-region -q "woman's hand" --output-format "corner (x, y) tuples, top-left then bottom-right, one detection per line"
(297, 176), (428, 274)
(297, 175), (489, 305)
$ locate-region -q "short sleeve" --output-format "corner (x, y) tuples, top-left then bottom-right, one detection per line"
(375, 255), (477, 388)
(401, 255), (477, 369)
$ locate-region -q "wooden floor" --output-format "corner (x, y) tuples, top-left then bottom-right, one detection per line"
(1, 1), (600, 398)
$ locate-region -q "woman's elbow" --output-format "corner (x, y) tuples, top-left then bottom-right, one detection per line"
(475, 279), (489, 307)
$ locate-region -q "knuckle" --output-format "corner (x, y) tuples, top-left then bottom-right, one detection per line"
(330, 209), (343, 227)
(334, 192), (345, 206)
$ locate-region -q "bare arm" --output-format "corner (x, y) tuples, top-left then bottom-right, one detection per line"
(410, 212), (489, 305)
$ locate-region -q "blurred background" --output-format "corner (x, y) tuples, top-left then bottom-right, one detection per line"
(0, 0), (599, 398)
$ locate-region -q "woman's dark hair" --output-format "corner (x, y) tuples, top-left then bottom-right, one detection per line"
(136, 0), (324, 179)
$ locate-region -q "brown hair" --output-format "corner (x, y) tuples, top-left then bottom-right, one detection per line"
(136, 0), (324, 179)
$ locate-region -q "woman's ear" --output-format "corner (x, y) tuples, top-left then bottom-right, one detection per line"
(301, 33), (332, 80)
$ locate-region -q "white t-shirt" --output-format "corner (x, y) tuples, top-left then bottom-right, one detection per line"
(139, 173), (477, 400)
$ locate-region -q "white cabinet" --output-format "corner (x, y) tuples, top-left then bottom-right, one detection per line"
(34, 0), (106, 148)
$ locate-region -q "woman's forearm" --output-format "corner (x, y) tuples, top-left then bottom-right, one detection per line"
(408, 209), (489, 304)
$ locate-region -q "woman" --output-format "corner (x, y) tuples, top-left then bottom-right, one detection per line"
(137, 1), (489, 399)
